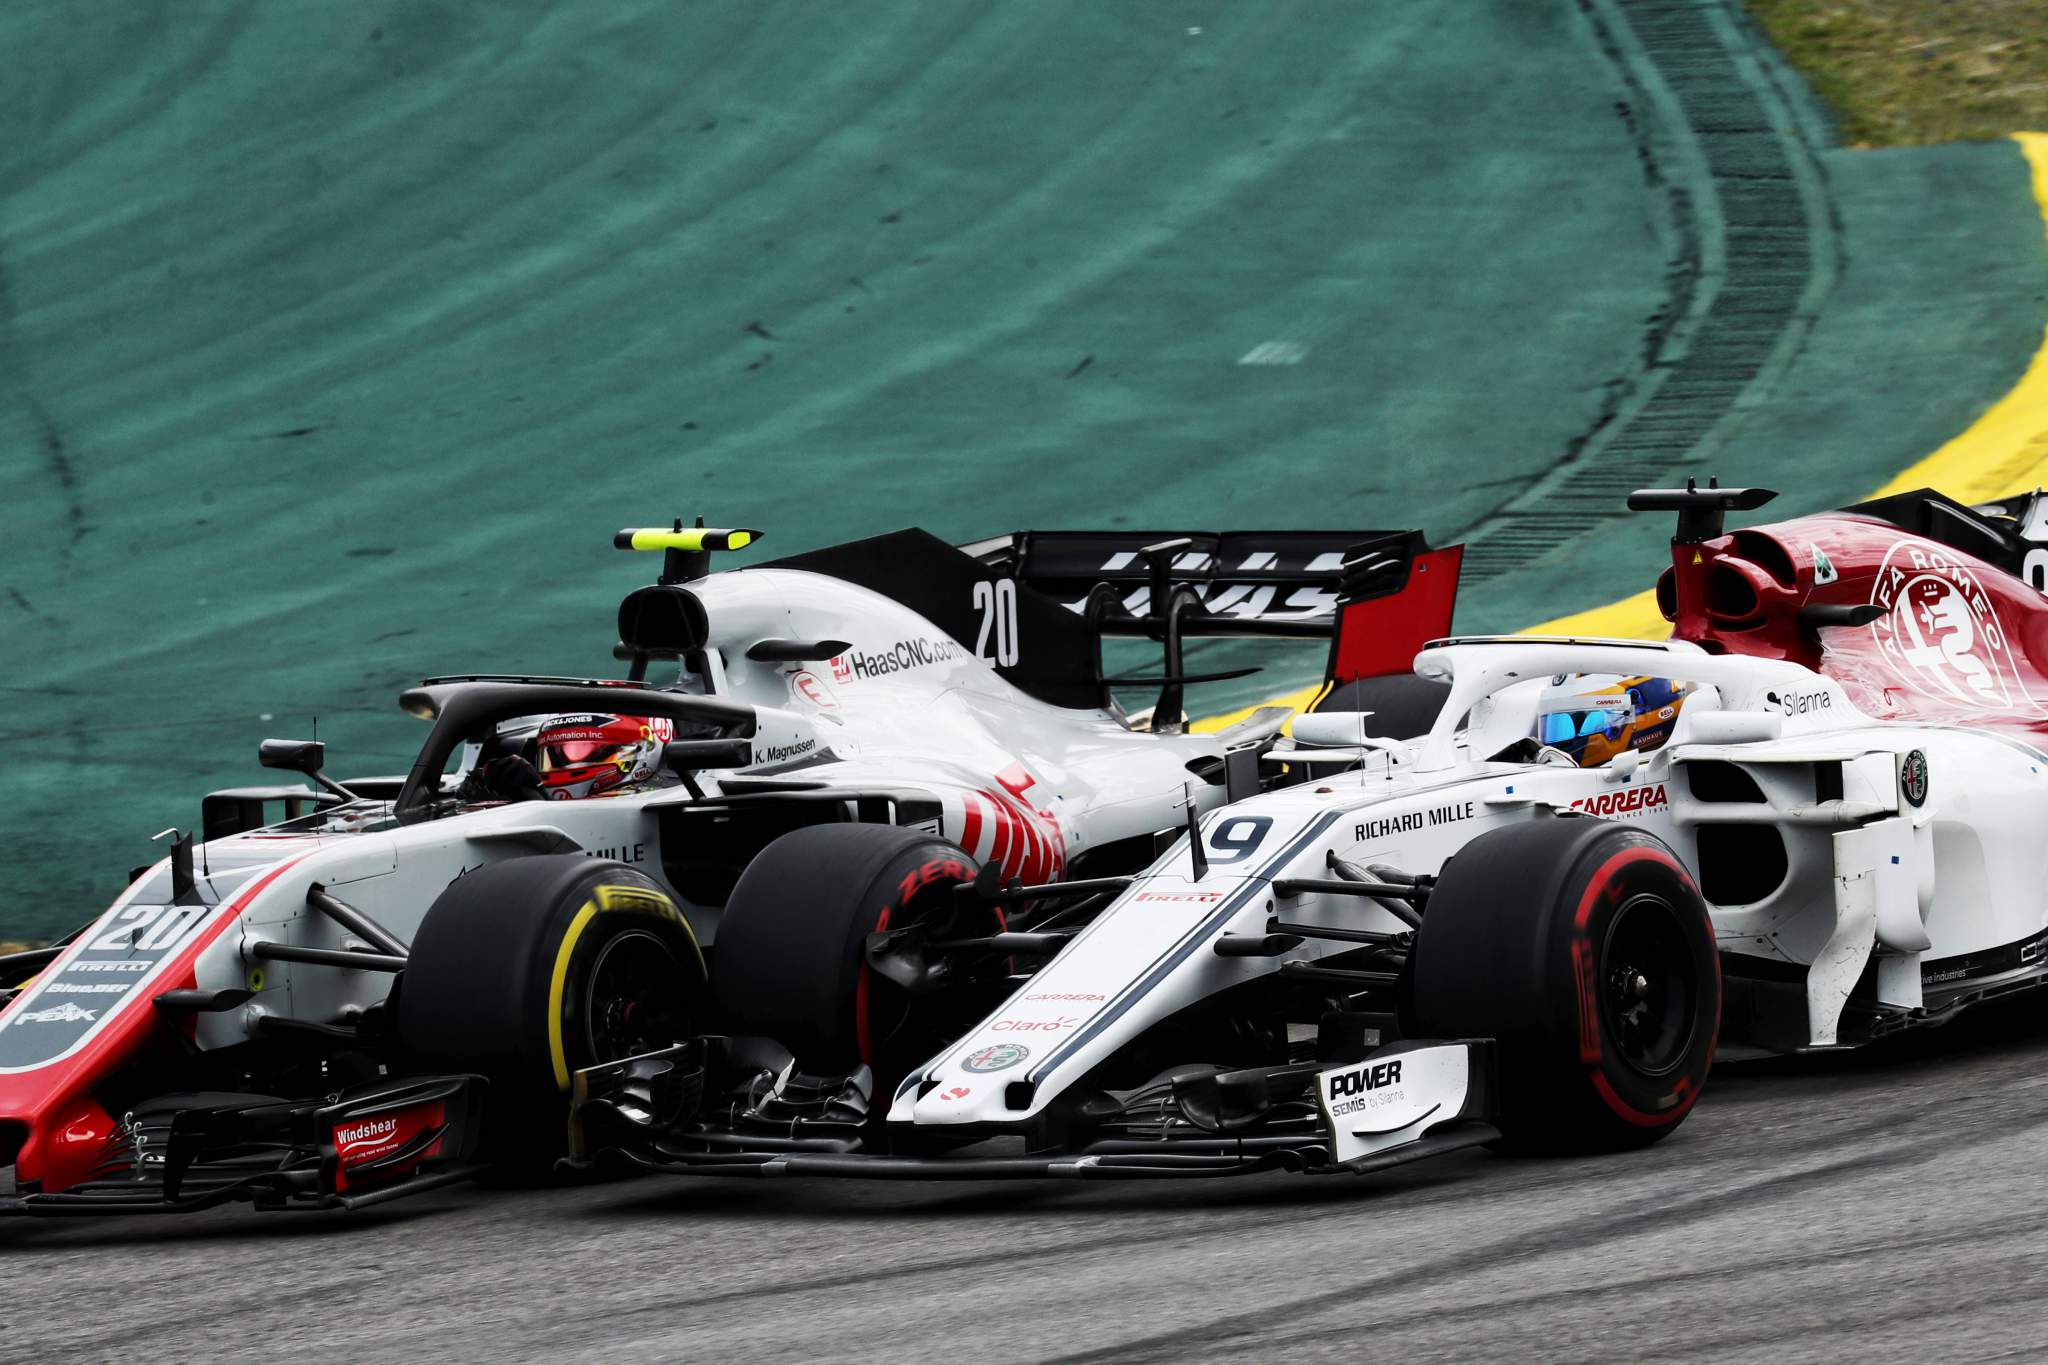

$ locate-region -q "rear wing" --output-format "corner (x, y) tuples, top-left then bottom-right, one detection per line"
(970, 530), (1402, 632)
(756, 527), (1459, 728)
(966, 528), (1462, 726)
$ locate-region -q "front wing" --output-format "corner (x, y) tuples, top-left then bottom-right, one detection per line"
(566, 1039), (1497, 1182)
(1, 1074), (487, 1216)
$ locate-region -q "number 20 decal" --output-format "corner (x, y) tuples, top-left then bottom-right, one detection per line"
(87, 903), (207, 953)
(973, 578), (1021, 667)
(1207, 815), (1272, 863)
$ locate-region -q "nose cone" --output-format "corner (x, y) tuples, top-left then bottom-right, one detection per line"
(909, 1042), (1036, 1125)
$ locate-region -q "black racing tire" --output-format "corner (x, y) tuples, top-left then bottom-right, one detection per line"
(1408, 816), (1719, 1154)
(397, 856), (707, 1168)
(1313, 673), (1452, 739)
(712, 823), (987, 1082)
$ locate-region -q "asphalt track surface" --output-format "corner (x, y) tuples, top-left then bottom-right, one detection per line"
(11, 996), (2048, 1363)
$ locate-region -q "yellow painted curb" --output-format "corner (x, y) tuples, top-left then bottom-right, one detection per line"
(1198, 131), (2048, 725)
(1866, 133), (2048, 504)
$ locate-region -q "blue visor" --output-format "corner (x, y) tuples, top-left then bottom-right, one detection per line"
(1541, 709), (1619, 744)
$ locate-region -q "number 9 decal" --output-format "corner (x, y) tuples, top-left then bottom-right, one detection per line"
(1207, 815), (1272, 864)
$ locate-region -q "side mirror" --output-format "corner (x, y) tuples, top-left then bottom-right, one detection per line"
(1291, 712), (1400, 749)
(1671, 710), (1782, 747)
(259, 739), (326, 775)
(658, 736), (756, 799)
(1602, 749), (1643, 781)
(661, 738), (755, 773)
(258, 738), (358, 802)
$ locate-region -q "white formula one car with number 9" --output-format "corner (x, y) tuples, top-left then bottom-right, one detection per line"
(578, 481), (2048, 1181)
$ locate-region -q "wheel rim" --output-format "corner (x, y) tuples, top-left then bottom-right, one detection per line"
(1599, 892), (1699, 1077)
(583, 929), (690, 1064)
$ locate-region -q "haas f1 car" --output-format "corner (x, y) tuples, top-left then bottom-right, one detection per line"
(0, 521), (1456, 1213)
(573, 482), (2048, 1183)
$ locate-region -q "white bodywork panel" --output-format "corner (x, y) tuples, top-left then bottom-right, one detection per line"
(1316, 1045), (1475, 1166)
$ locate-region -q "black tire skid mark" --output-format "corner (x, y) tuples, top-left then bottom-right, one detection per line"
(1454, 0), (1838, 583)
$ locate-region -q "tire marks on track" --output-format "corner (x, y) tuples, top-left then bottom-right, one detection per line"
(1456, 0), (1838, 583)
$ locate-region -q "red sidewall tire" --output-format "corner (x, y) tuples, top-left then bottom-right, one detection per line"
(1411, 817), (1719, 1154)
(712, 824), (983, 1075)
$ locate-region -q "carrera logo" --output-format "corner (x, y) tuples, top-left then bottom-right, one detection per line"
(1570, 784), (1669, 817)
(1871, 541), (2034, 711)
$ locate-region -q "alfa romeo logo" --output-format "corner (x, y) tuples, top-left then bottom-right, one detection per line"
(961, 1043), (1029, 1073)
(1900, 750), (1929, 808)
(1869, 542), (2033, 712)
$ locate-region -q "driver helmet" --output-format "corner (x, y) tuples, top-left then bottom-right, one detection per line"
(535, 712), (674, 799)
(1535, 674), (1691, 767)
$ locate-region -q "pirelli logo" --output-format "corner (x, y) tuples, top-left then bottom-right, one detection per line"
(593, 885), (681, 920)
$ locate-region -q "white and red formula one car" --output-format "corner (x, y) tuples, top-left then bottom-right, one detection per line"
(0, 520), (1456, 1214)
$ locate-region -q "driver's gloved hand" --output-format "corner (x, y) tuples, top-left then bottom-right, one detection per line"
(459, 755), (545, 803)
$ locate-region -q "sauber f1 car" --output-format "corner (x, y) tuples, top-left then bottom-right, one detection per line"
(572, 481), (2048, 1183)
(0, 521), (1457, 1213)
